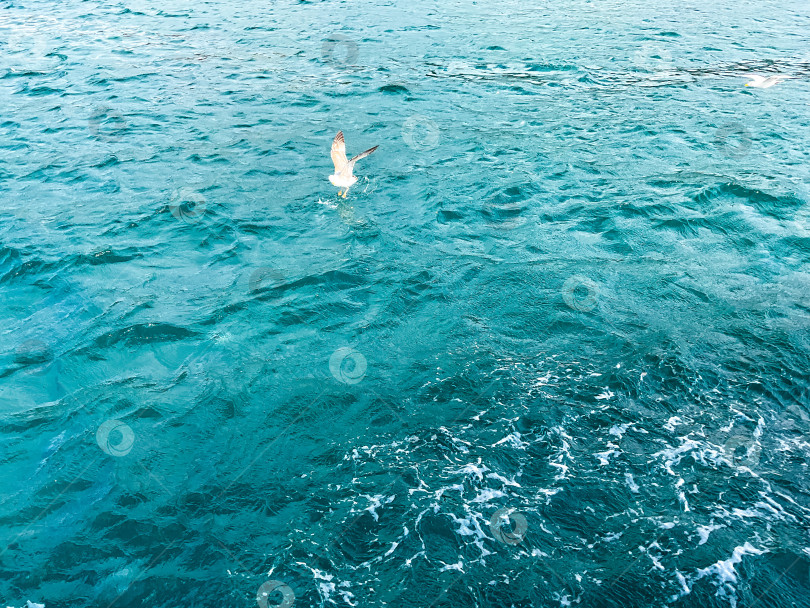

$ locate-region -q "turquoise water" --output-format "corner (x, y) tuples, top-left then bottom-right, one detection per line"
(2, 0), (810, 606)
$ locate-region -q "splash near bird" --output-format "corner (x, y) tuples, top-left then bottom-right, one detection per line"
(741, 74), (795, 88)
(329, 131), (378, 198)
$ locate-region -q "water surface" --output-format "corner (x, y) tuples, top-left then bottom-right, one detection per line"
(2, 1), (810, 607)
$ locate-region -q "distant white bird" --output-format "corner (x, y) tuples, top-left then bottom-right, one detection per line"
(329, 131), (378, 198)
(741, 74), (796, 88)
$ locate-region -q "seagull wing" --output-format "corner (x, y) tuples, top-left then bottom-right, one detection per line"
(340, 145), (379, 178)
(741, 74), (766, 84)
(331, 131), (349, 173)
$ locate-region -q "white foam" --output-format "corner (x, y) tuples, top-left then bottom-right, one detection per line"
(337, 584), (356, 607)
(609, 423), (631, 438)
(653, 438), (699, 475)
(677, 478), (691, 512)
(549, 461), (569, 480)
(696, 523), (724, 545)
(408, 478), (430, 495)
(404, 551), (426, 567)
(439, 560), (464, 573)
(447, 507), (493, 561)
(594, 447), (620, 466)
(384, 541), (399, 557)
(453, 460), (489, 480)
(486, 472), (521, 487)
(447, 512), (484, 538)
(534, 371), (554, 386)
(550, 427), (573, 481)
(360, 494), (395, 521)
(730, 507), (760, 519)
(471, 488), (506, 503)
(310, 569), (337, 604)
(493, 432), (529, 450)
(435, 484), (464, 501)
(648, 552), (665, 571)
(674, 571), (691, 597)
(438, 426), (473, 452)
(697, 542), (765, 585)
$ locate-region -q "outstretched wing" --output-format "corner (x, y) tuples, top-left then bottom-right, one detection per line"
(349, 145), (379, 165)
(331, 131), (348, 173)
(341, 145), (379, 178)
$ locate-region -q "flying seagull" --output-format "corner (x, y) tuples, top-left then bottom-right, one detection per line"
(329, 131), (378, 198)
(741, 74), (796, 88)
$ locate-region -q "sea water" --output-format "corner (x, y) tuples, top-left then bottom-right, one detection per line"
(1, 0), (810, 607)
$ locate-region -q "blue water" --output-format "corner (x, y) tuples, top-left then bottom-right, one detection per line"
(2, 0), (810, 606)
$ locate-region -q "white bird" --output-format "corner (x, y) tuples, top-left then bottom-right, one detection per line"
(741, 74), (796, 88)
(329, 131), (378, 198)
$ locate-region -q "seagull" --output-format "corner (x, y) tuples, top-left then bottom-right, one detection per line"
(329, 131), (378, 198)
(741, 74), (796, 88)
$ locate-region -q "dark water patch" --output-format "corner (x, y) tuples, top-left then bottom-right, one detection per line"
(378, 83), (410, 94)
(16, 85), (63, 96)
(89, 155), (121, 169)
(778, 235), (810, 254)
(71, 249), (143, 266)
(437, 208), (466, 223)
(692, 181), (795, 213)
(651, 216), (726, 237)
(93, 323), (199, 349)
(0, 253), (62, 283)
(479, 183), (540, 229)
(288, 269), (368, 292)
